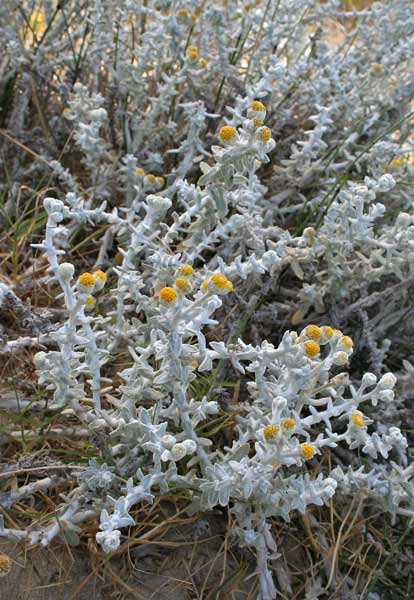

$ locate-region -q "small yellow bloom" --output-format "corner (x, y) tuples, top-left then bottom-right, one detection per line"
(332, 328), (342, 337)
(263, 424), (279, 441)
(159, 287), (177, 303)
(178, 264), (194, 276)
(304, 324), (321, 341)
(304, 340), (320, 358)
(391, 157), (402, 167)
(201, 280), (209, 292)
(258, 126), (271, 142)
(340, 335), (353, 350)
(94, 270), (107, 283)
(78, 272), (95, 287)
(200, 58), (208, 68)
(178, 8), (189, 17)
(85, 295), (96, 308)
(175, 277), (191, 292)
(321, 325), (334, 339)
(210, 273), (233, 292)
(301, 442), (315, 460)
(191, 360), (199, 368)
(249, 100), (266, 112)
(219, 125), (237, 143)
(351, 411), (365, 428)
(145, 173), (157, 183)
(187, 45), (198, 60)
(253, 117), (264, 127)
(135, 167), (145, 175)
(281, 418), (296, 430)
(156, 176), (165, 186)
(372, 63), (382, 74)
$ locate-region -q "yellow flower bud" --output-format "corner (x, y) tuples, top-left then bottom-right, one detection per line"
(78, 272), (95, 287)
(94, 270), (107, 283)
(340, 335), (353, 350)
(159, 287), (177, 303)
(178, 264), (194, 276)
(304, 341), (320, 358)
(219, 125), (237, 143)
(258, 126), (271, 142)
(175, 277), (191, 292)
(321, 325), (334, 339)
(85, 295), (96, 309)
(301, 442), (315, 460)
(210, 273), (233, 292)
(249, 100), (266, 112)
(351, 411), (364, 428)
(263, 424), (280, 441)
(304, 325), (321, 341)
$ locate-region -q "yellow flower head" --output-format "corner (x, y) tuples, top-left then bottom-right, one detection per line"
(85, 295), (96, 308)
(178, 264), (194, 276)
(187, 45), (198, 60)
(210, 273), (233, 292)
(340, 335), (353, 350)
(301, 442), (315, 460)
(219, 125), (237, 143)
(94, 270), (107, 283)
(304, 324), (321, 341)
(304, 340), (320, 358)
(159, 287), (177, 303)
(145, 173), (157, 183)
(249, 100), (266, 112)
(178, 8), (189, 17)
(263, 424), (279, 441)
(253, 117), (264, 127)
(351, 411), (365, 428)
(175, 277), (191, 292)
(321, 325), (334, 339)
(332, 328), (342, 337)
(200, 58), (208, 68)
(191, 360), (199, 368)
(258, 126), (271, 142)
(281, 418), (296, 430)
(391, 157), (402, 167)
(156, 176), (165, 187)
(372, 63), (382, 74)
(201, 280), (209, 292)
(78, 272), (95, 287)
(135, 167), (145, 175)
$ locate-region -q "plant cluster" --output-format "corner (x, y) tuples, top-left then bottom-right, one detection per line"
(0, 1), (414, 598)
